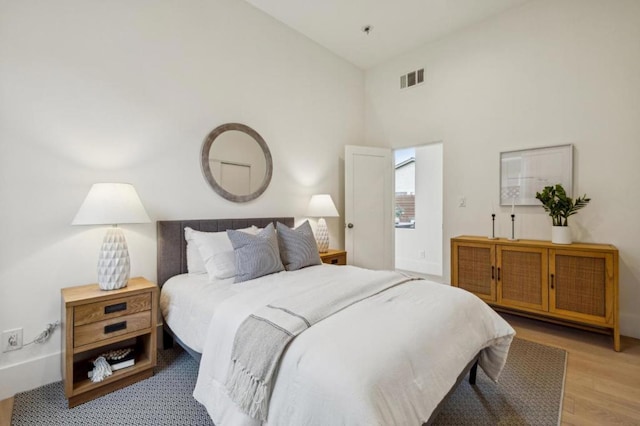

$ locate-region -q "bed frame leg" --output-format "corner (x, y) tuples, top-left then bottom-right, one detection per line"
(162, 327), (174, 350)
(469, 360), (478, 385)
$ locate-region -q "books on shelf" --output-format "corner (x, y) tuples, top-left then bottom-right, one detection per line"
(88, 348), (135, 379)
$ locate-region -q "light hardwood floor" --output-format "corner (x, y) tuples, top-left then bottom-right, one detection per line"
(503, 313), (640, 426)
(1, 315), (638, 426)
(0, 397), (13, 426)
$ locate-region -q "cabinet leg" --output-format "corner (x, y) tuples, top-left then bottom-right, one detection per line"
(469, 361), (478, 385)
(613, 327), (621, 352)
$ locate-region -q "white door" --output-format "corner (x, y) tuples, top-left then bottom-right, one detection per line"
(345, 145), (393, 270)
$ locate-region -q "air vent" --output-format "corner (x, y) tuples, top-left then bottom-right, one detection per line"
(400, 68), (424, 89)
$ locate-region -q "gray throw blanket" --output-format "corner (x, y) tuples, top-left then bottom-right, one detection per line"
(225, 270), (415, 421)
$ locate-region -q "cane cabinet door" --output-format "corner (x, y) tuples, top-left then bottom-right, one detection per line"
(451, 241), (496, 302)
(497, 245), (548, 312)
(549, 249), (615, 326)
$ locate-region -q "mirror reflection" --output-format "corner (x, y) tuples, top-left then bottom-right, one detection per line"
(209, 130), (267, 196)
(201, 123), (272, 202)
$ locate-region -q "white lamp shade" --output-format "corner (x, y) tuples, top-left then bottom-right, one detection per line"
(72, 183), (150, 225)
(72, 183), (149, 291)
(306, 194), (339, 218)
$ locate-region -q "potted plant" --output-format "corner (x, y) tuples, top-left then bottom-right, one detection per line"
(535, 184), (590, 244)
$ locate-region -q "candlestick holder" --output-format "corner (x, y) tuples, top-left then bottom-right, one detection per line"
(508, 214), (518, 241)
(488, 214), (497, 239)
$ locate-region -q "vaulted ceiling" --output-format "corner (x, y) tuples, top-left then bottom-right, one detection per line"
(245, 0), (531, 69)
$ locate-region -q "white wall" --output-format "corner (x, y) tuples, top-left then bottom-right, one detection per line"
(395, 143), (443, 275)
(0, 0), (363, 398)
(366, 0), (640, 338)
(395, 162), (415, 194)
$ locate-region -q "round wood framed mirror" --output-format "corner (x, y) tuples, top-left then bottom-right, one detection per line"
(201, 123), (273, 203)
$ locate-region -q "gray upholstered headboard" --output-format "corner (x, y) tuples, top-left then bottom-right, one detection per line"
(156, 217), (294, 287)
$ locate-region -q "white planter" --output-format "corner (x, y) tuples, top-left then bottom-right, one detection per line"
(551, 226), (572, 245)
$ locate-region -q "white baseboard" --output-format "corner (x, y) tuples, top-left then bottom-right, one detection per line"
(395, 257), (442, 276)
(0, 351), (61, 400)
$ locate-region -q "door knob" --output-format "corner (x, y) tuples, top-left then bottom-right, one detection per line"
(347, 223), (354, 228)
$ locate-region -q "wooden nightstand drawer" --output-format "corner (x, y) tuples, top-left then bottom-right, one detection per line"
(320, 249), (347, 265)
(74, 293), (151, 326)
(74, 311), (152, 348)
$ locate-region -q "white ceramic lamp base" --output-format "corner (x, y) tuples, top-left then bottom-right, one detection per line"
(315, 217), (330, 253)
(98, 227), (130, 290)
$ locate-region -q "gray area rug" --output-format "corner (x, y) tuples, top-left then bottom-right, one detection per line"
(12, 338), (565, 425)
(12, 348), (213, 426)
(432, 338), (566, 425)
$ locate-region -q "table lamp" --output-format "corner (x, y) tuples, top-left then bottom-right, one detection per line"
(72, 183), (150, 290)
(306, 194), (339, 253)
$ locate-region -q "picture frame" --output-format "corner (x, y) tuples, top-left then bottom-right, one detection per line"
(500, 144), (573, 206)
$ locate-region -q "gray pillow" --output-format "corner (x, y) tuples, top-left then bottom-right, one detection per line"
(227, 222), (284, 283)
(276, 220), (322, 271)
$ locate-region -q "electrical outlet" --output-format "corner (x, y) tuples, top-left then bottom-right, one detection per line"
(419, 250), (426, 259)
(2, 328), (23, 352)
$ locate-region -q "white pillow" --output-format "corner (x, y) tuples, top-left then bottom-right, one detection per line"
(185, 226), (258, 280)
(185, 231), (207, 275)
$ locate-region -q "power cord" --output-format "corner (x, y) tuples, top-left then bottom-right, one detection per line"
(23, 321), (60, 346)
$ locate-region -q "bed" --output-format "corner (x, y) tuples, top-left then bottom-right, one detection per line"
(157, 218), (515, 425)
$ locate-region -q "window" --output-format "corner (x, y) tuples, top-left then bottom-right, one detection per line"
(394, 148), (415, 229)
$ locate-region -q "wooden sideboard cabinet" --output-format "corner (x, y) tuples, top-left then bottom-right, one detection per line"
(451, 236), (619, 351)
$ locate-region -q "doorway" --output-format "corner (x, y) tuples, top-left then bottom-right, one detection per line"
(393, 143), (443, 276)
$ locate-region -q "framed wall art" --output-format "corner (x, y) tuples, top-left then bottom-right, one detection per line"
(500, 144), (573, 206)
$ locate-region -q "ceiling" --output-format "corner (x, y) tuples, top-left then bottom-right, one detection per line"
(245, 0), (531, 69)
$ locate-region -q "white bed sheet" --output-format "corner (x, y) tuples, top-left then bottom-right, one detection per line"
(160, 273), (238, 353)
(192, 265), (515, 426)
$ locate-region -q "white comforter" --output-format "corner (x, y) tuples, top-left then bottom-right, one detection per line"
(160, 273), (236, 353)
(193, 265), (515, 426)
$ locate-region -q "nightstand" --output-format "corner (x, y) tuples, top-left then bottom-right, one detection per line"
(61, 277), (158, 407)
(320, 249), (347, 265)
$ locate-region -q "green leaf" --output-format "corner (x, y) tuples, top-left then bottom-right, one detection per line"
(535, 184), (590, 225)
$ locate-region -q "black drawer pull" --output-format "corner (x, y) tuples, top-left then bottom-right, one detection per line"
(497, 267), (501, 281)
(331, 258), (339, 264)
(104, 321), (127, 334)
(491, 266), (495, 280)
(104, 302), (127, 314)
